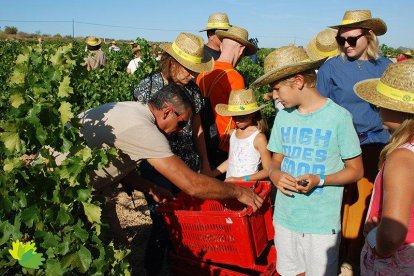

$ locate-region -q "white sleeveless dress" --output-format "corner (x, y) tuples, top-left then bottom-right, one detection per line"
(226, 130), (261, 178)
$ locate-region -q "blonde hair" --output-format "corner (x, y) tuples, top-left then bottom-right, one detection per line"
(379, 118), (414, 166)
(338, 29), (380, 60)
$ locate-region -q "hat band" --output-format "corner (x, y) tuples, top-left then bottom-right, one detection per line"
(171, 43), (202, 64)
(317, 47), (338, 57)
(227, 102), (259, 112)
(377, 81), (414, 104)
(207, 22), (230, 28)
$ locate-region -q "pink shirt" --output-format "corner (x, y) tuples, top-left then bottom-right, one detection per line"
(366, 140), (414, 244)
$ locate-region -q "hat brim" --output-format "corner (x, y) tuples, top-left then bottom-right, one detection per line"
(306, 37), (338, 61)
(252, 58), (326, 88)
(86, 39), (101, 47)
(354, 79), (414, 114)
(215, 104), (266, 117)
(215, 30), (257, 56)
(159, 43), (214, 73)
(329, 18), (387, 36)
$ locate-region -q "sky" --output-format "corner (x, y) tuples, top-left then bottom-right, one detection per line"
(1, 0), (413, 49)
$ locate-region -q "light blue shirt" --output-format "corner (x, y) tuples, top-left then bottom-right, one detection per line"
(268, 99), (361, 234)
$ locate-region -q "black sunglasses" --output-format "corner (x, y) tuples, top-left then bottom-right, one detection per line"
(335, 33), (365, 47)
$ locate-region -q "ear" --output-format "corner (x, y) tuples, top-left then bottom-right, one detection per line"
(162, 107), (170, 120)
(238, 45), (246, 56)
(293, 74), (305, 90)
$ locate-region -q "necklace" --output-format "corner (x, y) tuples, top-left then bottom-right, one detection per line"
(355, 60), (363, 70)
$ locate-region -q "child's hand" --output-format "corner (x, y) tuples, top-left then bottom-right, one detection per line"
(295, 174), (320, 193)
(274, 172), (298, 196)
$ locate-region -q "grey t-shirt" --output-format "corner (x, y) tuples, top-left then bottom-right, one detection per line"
(79, 101), (173, 189)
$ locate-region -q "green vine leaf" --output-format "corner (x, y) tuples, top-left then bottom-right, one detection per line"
(82, 202), (101, 224)
(58, 102), (74, 125)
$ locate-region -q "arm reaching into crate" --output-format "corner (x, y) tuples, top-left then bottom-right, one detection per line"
(148, 155), (264, 211)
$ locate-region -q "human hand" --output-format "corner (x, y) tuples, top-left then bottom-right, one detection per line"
(273, 172), (298, 196)
(363, 216), (379, 237)
(236, 186), (263, 212)
(295, 174), (320, 194)
(148, 185), (174, 203)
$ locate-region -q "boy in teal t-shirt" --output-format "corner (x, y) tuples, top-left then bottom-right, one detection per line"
(252, 45), (363, 276)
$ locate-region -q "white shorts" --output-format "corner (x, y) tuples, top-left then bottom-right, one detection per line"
(274, 223), (340, 276)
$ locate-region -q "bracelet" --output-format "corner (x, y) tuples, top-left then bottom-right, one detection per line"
(244, 175), (250, 181)
(318, 174), (325, 186)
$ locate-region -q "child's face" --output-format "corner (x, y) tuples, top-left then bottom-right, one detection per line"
(233, 113), (254, 129)
(270, 80), (299, 108)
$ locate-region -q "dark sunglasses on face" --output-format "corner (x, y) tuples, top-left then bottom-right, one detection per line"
(335, 33), (365, 47)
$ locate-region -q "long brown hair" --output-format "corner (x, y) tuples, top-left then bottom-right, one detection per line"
(159, 52), (182, 83)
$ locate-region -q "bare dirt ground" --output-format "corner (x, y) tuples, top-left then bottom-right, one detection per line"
(114, 189), (152, 275)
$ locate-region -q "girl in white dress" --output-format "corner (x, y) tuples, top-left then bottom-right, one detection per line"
(213, 88), (271, 181)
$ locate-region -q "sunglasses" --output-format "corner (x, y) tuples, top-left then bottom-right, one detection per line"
(164, 102), (188, 129)
(335, 33), (365, 47)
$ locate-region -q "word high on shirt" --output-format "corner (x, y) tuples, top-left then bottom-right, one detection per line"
(280, 127), (331, 176)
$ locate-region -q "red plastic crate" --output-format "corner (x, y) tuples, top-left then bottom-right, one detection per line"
(156, 181), (275, 269)
(170, 244), (277, 276)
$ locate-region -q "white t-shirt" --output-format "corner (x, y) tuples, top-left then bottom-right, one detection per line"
(127, 57), (143, 74)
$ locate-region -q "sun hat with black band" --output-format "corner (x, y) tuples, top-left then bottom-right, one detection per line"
(403, 50), (413, 57)
(354, 59), (414, 114)
(330, 10), (387, 36)
(252, 45), (326, 88)
(199, 12), (231, 32)
(159, 32), (214, 73)
(215, 89), (265, 117)
(215, 26), (257, 56)
(306, 28), (339, 61)
(85, 36), (101, 47)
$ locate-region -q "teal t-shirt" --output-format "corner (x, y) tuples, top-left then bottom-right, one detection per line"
(268, 99), (361, 234)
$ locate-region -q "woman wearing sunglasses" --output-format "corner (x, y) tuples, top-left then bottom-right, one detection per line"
(132, 32), (214, 275)
(316, 10), (392, 273)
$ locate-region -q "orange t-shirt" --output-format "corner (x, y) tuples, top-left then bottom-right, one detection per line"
(196, 61), (245, 152)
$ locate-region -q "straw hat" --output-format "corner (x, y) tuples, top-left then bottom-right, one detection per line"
(159, 32), (214, 73)
(404, 50), (413, 57)
(252, 45), (326, 87)
(85, 36), (101, 46)
(199, 12), (231, 32)
(306, 28), (339, 61)
(216, 26), (257, 56)
(354, 59), (414, 114)
(215, 89), (265, 116)
(110, 40), (117, 44)
(330, 10), (387, 36)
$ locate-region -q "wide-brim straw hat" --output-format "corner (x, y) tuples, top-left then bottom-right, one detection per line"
(85, 36), (101, 46)
(404, 50), (413, 57)
(330, 10), (387, 36)
(306, 28), (339, 61)
(215, 89), (265, 116)
(216, 26), (257, 56)
(354, 59), (414, 114)
(252, 45), (326, 87)
(159, 32), (214, 73)
(199, 12), (231, 32)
